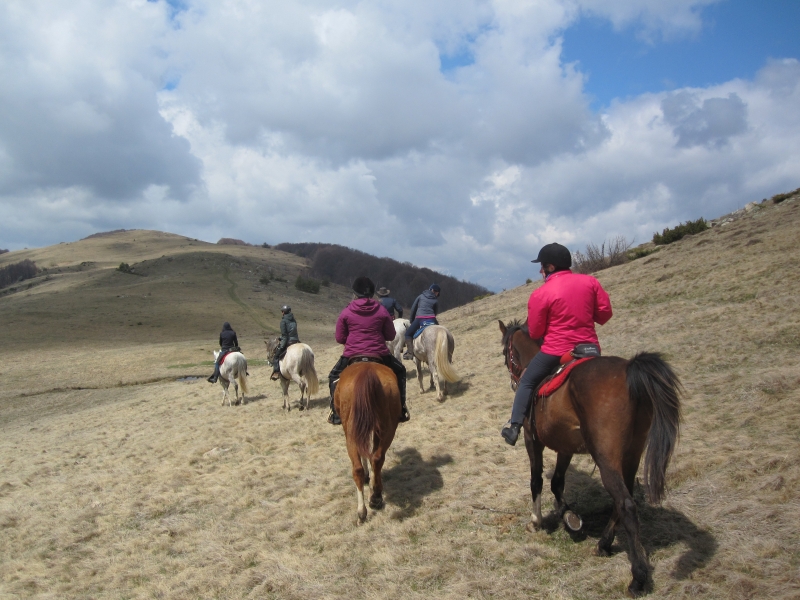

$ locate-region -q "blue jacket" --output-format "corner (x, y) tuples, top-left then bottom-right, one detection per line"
(409, 290), (438, 321)
(379, 296), (403, 318)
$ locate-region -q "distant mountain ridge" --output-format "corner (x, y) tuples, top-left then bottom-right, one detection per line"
(274, 242), (491, 311)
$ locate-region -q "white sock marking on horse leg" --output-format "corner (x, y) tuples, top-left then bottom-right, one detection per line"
(531, 495), (543, 529)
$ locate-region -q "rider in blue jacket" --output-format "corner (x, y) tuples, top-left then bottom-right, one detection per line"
(403, 284), (440, 359)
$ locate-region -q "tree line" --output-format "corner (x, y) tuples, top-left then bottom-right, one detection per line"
(274, 243), (491, 311)
(0, 259), (38, 289)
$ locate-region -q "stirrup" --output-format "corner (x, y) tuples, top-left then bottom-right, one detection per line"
(327, 410), (341, 425)
(270, 371), (280, 381)
(207, 376), (217, 384)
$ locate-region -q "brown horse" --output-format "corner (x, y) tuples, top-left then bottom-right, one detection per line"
(334, 361), (401, 523)
(499, 320), (682, 597)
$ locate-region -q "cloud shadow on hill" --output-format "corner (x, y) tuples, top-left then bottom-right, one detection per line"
(541, 466), (717, 581)
(383, 448), (453, 521)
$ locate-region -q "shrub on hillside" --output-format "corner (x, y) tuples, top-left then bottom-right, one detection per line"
(295, 275), (321, 294)
(653, 217), (708, 245)
(117, 262), (135, 274)
(0, 259), (38, 288)
(573, 236), (632, 274)
(770, 187), (800, 204)
(627, 246), (660, 261)
(0, 249), (8, 255)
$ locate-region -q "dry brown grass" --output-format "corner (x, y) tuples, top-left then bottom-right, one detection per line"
(1, 202), (799, 599)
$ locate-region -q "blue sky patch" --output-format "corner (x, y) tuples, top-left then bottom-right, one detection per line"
(562, 0), (800, 108)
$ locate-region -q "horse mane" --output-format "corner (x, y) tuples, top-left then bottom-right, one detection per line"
(501, 319), (528, 365)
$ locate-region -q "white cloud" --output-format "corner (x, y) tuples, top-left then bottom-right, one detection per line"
(1, 1), (798, 291)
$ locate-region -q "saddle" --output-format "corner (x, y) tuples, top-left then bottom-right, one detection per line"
(412, 319), (437, 339)
(217, 346), (241, 365)
(535, 343), (601, 399)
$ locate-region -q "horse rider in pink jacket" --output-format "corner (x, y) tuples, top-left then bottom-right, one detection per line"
(501, 243), (613, 445)
(327, 276), (410, 425)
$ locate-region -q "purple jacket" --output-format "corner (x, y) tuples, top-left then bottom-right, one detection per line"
(335, 298), (396, 357)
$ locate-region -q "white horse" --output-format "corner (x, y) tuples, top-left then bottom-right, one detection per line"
(212, 350), (249, 406)
(410, 324), (460, 402)
(388, 318), (410, 360)
(265, 338), (319, 411)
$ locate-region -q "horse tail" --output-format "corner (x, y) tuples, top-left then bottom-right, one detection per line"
(349, 367), (383, 459)
(300, 347), (319, 396)
(435, 329), (460, 383)
(238, 356), (249, 394)
(626, 352), (683, 504)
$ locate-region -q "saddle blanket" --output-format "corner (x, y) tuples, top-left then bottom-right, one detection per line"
(412, 319), (437, 339)
(537, 357), (595, 398)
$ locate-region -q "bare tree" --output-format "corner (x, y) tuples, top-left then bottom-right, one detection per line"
(573, 236), (633, 274)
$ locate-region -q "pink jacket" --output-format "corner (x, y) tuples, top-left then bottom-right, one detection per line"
(527, 270), (612, 356)
(335, 298), (396, 357)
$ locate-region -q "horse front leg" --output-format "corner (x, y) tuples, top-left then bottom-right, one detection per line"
(281, 379), (290, 411)
(524, 425), (546, 531)
(416, 358), (424, 394)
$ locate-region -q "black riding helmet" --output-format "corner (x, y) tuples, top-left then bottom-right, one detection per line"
(352, 276), (376, 298)
(281, 305), (291, 313)
(532, 243), (572, 270)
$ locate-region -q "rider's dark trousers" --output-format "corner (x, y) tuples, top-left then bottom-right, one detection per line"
(328, 354), (407, 411)
(510, 351), (561, 425)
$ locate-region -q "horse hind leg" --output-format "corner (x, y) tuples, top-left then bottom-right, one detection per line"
(348, 444), (368, 523)
(281, 379), (290, 411)
(551, 453), (582, 531)
(368, 449), (386, 510)
(599, 467), (651, 596)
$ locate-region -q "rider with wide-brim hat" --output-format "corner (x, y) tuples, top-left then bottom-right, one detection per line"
(501, 243), (613, 445)
(377, 287), (403, 319)
(327, 276), (410, 425)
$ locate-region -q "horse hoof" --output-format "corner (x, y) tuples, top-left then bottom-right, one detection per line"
(563, 511), (582, 532)
(596, 546), (612, 558)
(369, 496), (384, 510)
(357, 510), (367, 524)
(626, 581), (647, 598)
(526, 520), (540, 533)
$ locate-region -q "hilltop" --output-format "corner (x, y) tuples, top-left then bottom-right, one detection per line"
(0, 195), (798, 599)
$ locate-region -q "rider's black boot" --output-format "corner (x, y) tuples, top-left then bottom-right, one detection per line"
(207, 375), (217, 384)
(327, 397), (341, 425)
(402, 337), (414, 360)
(501, 421), (522, 446)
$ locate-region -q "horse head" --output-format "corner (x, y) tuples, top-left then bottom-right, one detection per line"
(264, 336), (281, 361)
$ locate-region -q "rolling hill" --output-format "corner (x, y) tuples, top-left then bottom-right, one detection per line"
(0, 194), (798, 599)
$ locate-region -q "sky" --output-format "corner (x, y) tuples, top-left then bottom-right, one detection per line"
(1, 0), (798, 291)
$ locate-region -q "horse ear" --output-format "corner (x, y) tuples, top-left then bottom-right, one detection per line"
(498, 320), (507, 334)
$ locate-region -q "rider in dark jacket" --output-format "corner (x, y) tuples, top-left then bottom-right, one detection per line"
(377, 287), (403, 319)
(271, 306), (300, 380)
(403, 284), (440, 359)
(208, 322), (239, 383)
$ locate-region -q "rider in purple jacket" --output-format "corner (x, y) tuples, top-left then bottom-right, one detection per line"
(327, 276), (409, 425)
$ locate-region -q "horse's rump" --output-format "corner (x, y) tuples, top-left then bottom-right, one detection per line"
(338, 363), (399, 459)
(432, 327), (459, 383)
(287, 343), (319, 395)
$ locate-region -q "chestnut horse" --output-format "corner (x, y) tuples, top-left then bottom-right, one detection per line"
(334, 361), (401, 523)
(499, 320), (682, 597)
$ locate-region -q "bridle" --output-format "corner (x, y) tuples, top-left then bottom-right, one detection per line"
(505, 335), (523, 391)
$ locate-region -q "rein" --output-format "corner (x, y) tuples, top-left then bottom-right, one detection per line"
(506, 336), (523, 391)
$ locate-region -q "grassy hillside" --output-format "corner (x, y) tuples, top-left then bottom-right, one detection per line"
(0, 198), (798, 599)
